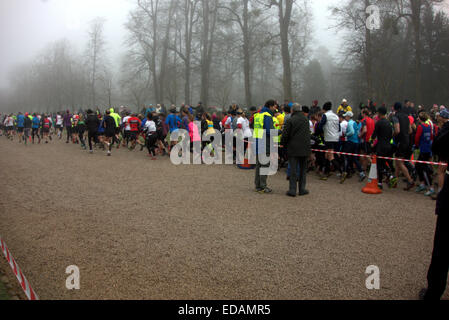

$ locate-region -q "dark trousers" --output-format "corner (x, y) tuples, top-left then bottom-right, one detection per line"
(416, 152), (433, 187)
(32, 128), (40, 142)
(255, 153), (270, 190)
(65, 126), (71, 141)
(288, 156), (307, 194)
(78, 130), (85, 146)
(377, 149), (394, 184)
(425, 174), (449, 300)
(146, 134), (157, 156)
(88, 131), (98, 150)
(344, 141), (362, 174)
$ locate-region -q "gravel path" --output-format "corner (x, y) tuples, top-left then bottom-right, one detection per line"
(0, 137), (446, 300)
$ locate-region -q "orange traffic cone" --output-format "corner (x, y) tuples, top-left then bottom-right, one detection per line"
(237, 142), (255, 170)
(362, 155), (382, 194)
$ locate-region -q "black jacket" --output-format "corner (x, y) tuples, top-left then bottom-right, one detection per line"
(85, 114), (100, 133)
(433, 121), (449, 163)
(281, 111), (311, 158)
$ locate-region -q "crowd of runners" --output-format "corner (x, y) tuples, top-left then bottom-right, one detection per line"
(1, 99), (448, 198)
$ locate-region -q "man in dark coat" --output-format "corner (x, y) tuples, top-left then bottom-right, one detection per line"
(281, 103), (311, 197)
(421, 109), (449, 300)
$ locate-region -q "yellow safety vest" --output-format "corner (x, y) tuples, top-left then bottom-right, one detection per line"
(253, 112), (272, 139)
(273, 116), (281, 143)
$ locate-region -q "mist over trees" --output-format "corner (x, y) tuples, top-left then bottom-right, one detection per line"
(0, 0), (448, 114)
(331, 0), (449, 109)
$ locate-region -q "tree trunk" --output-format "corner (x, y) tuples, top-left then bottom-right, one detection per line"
(159, 0), (176, 104)
(243, 0), (252, 107)
(184, 0), (192, 105)
(410, 0), (422, 103)
(200, 0), (218, 108)
(364, 0), (374, 100)
(278, 0), (293, 102)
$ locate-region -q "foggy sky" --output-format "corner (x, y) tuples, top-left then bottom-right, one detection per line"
(0, 0), (341, 89)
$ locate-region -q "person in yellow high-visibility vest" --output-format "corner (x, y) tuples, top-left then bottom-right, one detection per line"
(272, 115), (280, 143)
(254, 99), (277, 194)
(109, 108), (122, 148)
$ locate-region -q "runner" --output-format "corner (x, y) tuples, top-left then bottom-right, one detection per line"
(122, 111), (131, 147)
(317, 102), (341, 180)
(341, 111), (366, 183)
(359, 108), (375, 171)
(126, 113), (142, 150)
(77, 114), (87, 150)
(414, 112), (435, 196)
(391, 102), (415, 190)
(103, 110), (116, 156)
(165, 107), (182, 154)
(23, 113), (32, 145)
(71, 113), (80, 144)
(371, 106), (394, 189)
(55, 112), (64, 139)
(4, 114), (15, 140)
(97, 113), (106, 150)
(16, 112), (25, 143)
(153, 112), (168, 156)
(31, 113), (41, 144)
(41, 114), (52, 143)
(143, 113), (158, 160)
(110, 108), (122, 149)
(63, 110), (72, 143)
(85, 109), (100, 154)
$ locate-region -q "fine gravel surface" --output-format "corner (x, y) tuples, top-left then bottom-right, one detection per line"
(0, 137), (447, 300)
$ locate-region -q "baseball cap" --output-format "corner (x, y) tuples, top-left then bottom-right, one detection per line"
(343, 111), (353, 118)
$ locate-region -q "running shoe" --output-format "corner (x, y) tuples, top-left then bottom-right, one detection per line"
(404, 181), (416, 191)
(389, 177), (398, 189)
(107, 151), (111, 156)
(359, 172), (366, 182)
(424, 189), (436, 197)
(415, 185), (427, 193)
(258, 188), (273, 194)
(340, 172), (348, 184)
(320, 173), (332, 181)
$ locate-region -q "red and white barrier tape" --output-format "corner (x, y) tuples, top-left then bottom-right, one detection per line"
(0, 236), (38, 300)
(311, 149), (447, 166)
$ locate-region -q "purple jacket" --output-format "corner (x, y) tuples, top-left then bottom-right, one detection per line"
(63, 113), (72, 127)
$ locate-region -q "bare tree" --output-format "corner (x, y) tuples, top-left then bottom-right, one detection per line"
(199, 0), (220, 108)
(86, 17), (108, 108)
